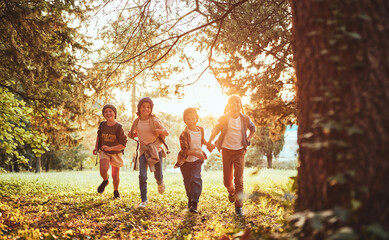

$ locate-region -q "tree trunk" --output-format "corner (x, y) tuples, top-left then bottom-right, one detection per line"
(45, 157), (50, 172)
(35, 156), (41, 173)
(291, 0), (389, 229)
(266, 152), (273, 168)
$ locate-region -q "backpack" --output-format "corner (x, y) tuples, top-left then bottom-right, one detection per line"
(97, 121), (124, 154)
(129, 117), (170, 170)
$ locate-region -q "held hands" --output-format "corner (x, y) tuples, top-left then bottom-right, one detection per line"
(128, 131), (137, 139)
(206, 143), (215, 153)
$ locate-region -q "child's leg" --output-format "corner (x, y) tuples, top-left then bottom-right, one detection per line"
(221, 148), (235, 194)
(100, 158), (110, 180)
(97, 153), (111, 193)
(139, 154), (148, 202)
(190, 161), (203, 203)
(153, 152), (164, 184)
(233, 149), (246, 208)
(111, 166), (120, 191)
(180, 163), (192, 199)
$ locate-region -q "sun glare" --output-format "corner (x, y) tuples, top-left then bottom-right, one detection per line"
(112, 79), (230, 119)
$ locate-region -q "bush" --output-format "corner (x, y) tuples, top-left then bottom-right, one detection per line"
(272, 159), (298, 170)
(204, 152), (223, 171)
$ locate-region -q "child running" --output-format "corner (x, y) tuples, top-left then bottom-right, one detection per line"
(128, 97), (169, 208)
(93, 104), (127, 199)
(174, 108), (212, 213)
(207, 95), (256, 216)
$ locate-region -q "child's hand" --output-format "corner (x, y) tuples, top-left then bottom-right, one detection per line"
(128, 131), (137, 139)
(101, 145), (110, 152)
(193, 151), (205, 160)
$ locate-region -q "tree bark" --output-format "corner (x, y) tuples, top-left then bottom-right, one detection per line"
(291, 0), (389, 228)
(35, 156), (41, 173)
(267, 152), (273, 168)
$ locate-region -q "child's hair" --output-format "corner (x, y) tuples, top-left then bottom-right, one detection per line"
(183, 107), (198, 123)
(224, 95), (244, 114)
(102, 104), (117, 119)
(136, 97), (155, 117)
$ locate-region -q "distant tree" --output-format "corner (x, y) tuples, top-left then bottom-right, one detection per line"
(248, 127), (285, 168)
(291, 0), (389, 236)
(0, 89), (48, 171)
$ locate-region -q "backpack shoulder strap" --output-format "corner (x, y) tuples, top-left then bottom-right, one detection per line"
(129, 118), (139, 138)
(97, 121), (107, 150)
(115, 123), (123, 140)
(98, 121), (107, 131)
(150, 117), (170, 154)
(115, 123), (124, 154)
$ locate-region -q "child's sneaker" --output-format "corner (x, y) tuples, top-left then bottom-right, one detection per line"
(158, 182), (165, 194)
(113, 190), (120, 199)
(97, 179), (109, 193)
(235, 207), (243, 217)
(228, 193), (235, 203)
(189, 202), (198, 213)
(138, 201), (148, 208)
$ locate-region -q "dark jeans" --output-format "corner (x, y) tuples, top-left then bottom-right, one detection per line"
(180, 160), (203, 203)
(139, 152), (163, 202)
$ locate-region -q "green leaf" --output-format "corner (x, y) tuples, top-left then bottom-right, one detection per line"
(366, 223), (389, 238)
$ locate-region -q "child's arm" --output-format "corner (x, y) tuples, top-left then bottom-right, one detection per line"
(186, 149), (206, 160)
(154, 118), (169, 136)
(128, 129), (137, 139)
(246, 117), (256, 144)
(247, 129), (255, 142)
(101, 144), (126, 152)
(154, 128), (169, 136)
(207, 116), (224, 144)
(93, 137), (99, 155)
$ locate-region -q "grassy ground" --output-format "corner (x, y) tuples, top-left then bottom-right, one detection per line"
(0, 168), (296, 239)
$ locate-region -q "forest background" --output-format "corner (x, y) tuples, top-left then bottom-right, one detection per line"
(0, 0), (296, 173)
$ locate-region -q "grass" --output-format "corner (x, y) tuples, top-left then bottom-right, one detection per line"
(0, 168), (296, 239)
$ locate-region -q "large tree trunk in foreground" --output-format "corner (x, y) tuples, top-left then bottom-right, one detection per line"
(291, 0), (389, 229)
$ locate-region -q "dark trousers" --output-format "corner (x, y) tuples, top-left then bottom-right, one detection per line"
(221, 148), (246, 208)
(139, 152), (163, 202)
(180, 160), (203, 203)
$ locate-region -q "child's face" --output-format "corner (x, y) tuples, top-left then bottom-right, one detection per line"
(184, 113), (198, 128)
(229, 97), (242, 114)
(140, 102), (152, 117)
(103, 108), (115, 120)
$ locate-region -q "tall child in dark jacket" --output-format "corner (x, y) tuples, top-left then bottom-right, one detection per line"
(207, 95), (256, 216)
(174, 108), (212, 213)
(93, 104), (127, 199)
